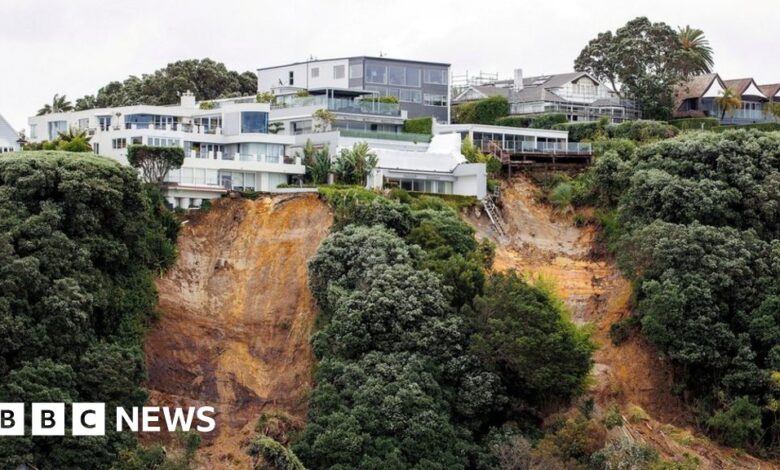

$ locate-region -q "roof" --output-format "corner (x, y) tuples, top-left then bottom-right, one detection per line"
(759, 84), (780, 98)
(456, 71), (605, 105)
(257, 56), (450, 71)
(722, 78), (755, 95)
(369, 133), (466, 173)
(674, 73), (721, 101)
(0, 113), (19, 147)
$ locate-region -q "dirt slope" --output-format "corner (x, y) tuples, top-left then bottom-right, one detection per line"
(144, 194), (331, 468)
(469, 175), (777, 469)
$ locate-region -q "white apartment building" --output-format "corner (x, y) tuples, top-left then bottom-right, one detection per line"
(0, 113), (20, 153)
(27, 92), (305, 208)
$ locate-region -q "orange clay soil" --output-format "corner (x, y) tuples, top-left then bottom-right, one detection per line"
(143, 193), (331, 468)
(468, 175), (778, 469)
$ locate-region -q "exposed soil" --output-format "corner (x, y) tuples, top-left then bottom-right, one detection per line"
(143, 194), (331, 468)
(468, 175), (778, 470)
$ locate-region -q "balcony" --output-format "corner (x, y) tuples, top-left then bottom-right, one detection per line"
(271, 95), (402, 116)
(339, 129), (431, 143)
(123, 122), (222, 134)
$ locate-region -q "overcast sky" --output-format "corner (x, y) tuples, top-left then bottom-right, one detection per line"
(2, 0), (778, 132)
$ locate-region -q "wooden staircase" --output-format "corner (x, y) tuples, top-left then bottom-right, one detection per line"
(482, 140), (510, 165)
(482, 188), (507, 238)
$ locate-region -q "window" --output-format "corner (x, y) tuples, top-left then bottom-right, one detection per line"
(288, 71), (294, 86)
(98, 116), (111, 131)
(131, 136), (143, 145)
(241, 111), (269, 133)
(311, 67), (319, 78)
(112, 138), (127, 149)
(406, 67), (421, 87)
(388, 65), (405, 85)
(400, 89), (422, 103)
(349, 63), (363, 79)
(424, 69), (447, 85)
(366, 64), (387, 84)
(333, 65), (345, 79)
(78, 118), (89, 129)
(365, 85), (387, 96)
(30, 124), (37, 139)
(424, 93), (447, 106)
(148, 137), (180, 147)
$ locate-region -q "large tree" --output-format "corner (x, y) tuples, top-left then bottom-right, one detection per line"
(574, 17), (709, 120)
(73, 58), (257, 110)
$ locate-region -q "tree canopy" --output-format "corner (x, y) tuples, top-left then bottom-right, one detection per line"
(0, 151), (178, 467)
(127, 145), (185, 185)
(574, 17), (713, 120)
(71, 58), (257, 110)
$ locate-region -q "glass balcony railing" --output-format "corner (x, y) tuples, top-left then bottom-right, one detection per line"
(339, 129), (431, 142)
(271, 95), (401, 116)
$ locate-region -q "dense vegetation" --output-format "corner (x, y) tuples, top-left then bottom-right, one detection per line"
(558, 129), (780, 454)
(284, 188), (594, 468)
(36, 59), (257, 113)
(0, 151), (179, 468)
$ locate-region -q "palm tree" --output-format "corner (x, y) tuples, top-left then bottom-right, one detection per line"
(715, 88), (742, 121)
(37, 94), (74, 116)
(332, 142), (378, 184)
(56, 128), (91, 144)
(308, 147), (332, 184)
(677, 26), (714, 78)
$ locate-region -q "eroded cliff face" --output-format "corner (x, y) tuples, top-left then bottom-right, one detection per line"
(144, 194), (331, 468)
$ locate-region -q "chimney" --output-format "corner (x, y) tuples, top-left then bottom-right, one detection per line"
(513, 68), (524, 91)
(180, 90), (196, 108)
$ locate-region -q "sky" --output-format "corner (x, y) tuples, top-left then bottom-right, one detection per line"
(2, 0), (778, 132)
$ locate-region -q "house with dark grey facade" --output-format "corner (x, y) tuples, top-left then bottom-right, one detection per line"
(257, 56), (451, 124)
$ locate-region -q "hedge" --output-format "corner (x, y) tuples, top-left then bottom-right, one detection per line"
(670, 118), (721, 130)
(714, 122), (780, 132)
(403, 116), (433, 134)
(454, 96), (509, 124)
(553, 120), (679, 143)
(495, 113), (568, 129)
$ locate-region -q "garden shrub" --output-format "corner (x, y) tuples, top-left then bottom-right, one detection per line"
(403, 116), (433, 134)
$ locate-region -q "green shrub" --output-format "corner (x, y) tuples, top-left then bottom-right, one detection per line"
(714, 122), (780, 132)
(549, 182), (574, 209)
(706, 397), (762, 448)
(402, 116), (433, 134)
(455, 96), (509, 124)
(608, 120), (678, 142)
(602, 405), (624, 429)
(670, 117), (721, 131)
(609, 316), (639, 345)
(495, 113), (568, 129)
(553, 120), (606, 142)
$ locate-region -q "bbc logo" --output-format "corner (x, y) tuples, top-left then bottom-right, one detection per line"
(1, 403), (105, 436)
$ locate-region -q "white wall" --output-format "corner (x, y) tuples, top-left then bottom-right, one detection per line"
(258, 59), (351, 92)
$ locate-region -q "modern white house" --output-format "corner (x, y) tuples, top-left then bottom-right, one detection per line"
(0, 113), (20, 153)
(364, 133), (486, 199)
(27, 92), (305, 208)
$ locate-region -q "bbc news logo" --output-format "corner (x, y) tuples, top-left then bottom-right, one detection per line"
(0, 403), (216, 436)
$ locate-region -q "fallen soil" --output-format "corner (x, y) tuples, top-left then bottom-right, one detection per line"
(144, 194), (331, 468)
(468, 175), (778, 470)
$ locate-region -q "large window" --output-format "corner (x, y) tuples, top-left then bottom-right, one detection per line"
(112, 138), (127, 149)
(366, 64), (387, 84)
(406, 67), (421, 87)
(241, 111), (269, 133)
(349, 63), (363, 79)
(424, 93), (447, 106)
(311, 67), (319, 78)
(424, 69), (447, 85)
(388, 65), (406, 86)
(333, 65), (345, 79)
(98, 116), (111, 131)
(400, 89), (422, 103)
(288, 71), (294, 86)
(148, 137), (181, 147)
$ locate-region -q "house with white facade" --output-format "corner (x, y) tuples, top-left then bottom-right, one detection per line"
(453, 69), (640, 124)
(0, 114), (20, 153)
(27, 92), (305, 208)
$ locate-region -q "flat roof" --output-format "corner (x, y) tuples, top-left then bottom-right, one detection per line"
(257, 56), (450, 71)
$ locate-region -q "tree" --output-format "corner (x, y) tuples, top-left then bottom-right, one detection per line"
(332, 142), (378, 184)
(73, 59), (257, 109)
(470, 271), (595, 407)
(455, 96), (509, 124)
(256, 91), (276, 103)
(126, 145), (185, 185)
(36, 93), (73, 115)
(312, 108), (336, 132)
(574, 17), (694, 120)
(0, 151), (177, 467)
(766, 102), (780, 122)
(53, 128), (92, 152)
(307, 147), (332, 184)
(715, 87), (742, 120)
(676, 25), (714, 78)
